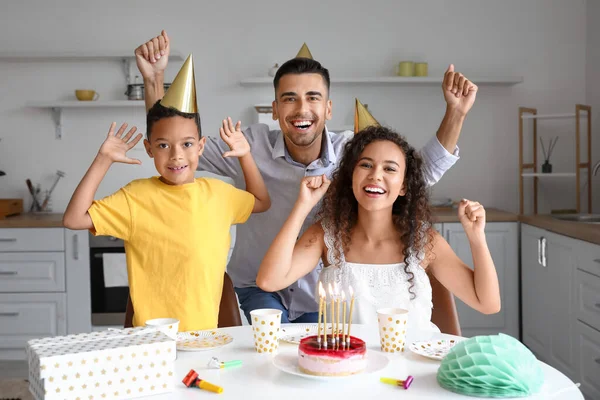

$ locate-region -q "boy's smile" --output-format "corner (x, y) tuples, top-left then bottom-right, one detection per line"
(144, 115), (206, 185)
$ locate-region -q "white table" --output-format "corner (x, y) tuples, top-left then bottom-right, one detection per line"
(151, 324), (583, 399)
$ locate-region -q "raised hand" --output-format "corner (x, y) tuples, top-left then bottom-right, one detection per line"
(458, 199), (486, 238)
(134, 30), (170, 80)
(220, 117), (251, 158)
(443, 64), (478, 116)
(97, 122), (143, 165)
(297, 174), (331, 210)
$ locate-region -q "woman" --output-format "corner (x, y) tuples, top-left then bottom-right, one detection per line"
(257, 126), (500, 332)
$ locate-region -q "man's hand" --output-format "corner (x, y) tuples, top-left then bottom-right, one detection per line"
(97, 122), (142, 165)
(443, 64), (478, 116)
(220, 117), (251, 158)
(134, 30), (170, 81)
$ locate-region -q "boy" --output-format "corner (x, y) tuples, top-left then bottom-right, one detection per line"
(63, 55), (270, 331)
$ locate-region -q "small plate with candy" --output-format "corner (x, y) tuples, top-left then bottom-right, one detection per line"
(409, 338), (462, 361)
(279, 324), (332, 344)
(176, 330), (233, 351)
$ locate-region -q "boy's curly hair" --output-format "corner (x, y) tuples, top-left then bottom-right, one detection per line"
(318, 125), (434, 299)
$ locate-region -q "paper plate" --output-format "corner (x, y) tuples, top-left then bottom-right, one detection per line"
(409, 338), (461, 361)
(176, 330), (233, 351)
(272, 351), (389, 380)
(279, 324), (333, 344)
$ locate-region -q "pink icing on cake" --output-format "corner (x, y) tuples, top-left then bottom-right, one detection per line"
(298, 335), (367, 376)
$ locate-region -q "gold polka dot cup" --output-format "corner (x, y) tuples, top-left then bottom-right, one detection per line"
(249, 308), (282, 354)
(377, 308), (408, 353)
(145, 318), (179, 340)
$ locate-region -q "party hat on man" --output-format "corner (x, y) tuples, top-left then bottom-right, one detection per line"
(295, 43), (313, 59)
(160, 54), (197, 113)
(354, 98), (380, 134)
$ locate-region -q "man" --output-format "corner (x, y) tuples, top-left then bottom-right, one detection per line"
(135, 30), (478, 324)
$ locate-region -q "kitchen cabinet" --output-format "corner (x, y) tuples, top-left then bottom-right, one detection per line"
(0, 228), (90, 360)
(443, 222), (519, 339)
(521, 223), (600, 399)
(521, 224), (577, 380)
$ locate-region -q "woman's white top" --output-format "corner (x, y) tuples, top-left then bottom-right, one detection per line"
(318, 220), (439, 334)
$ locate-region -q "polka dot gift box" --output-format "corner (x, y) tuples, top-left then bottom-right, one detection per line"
(26, 327), (176, 400)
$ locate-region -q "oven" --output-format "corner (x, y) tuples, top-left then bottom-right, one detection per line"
(89, 233), (129, 326)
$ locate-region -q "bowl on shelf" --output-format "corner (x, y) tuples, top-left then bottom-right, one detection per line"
(75, 90), (99, 101)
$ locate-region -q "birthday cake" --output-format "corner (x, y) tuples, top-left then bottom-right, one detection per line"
(298, 335), (367, 376)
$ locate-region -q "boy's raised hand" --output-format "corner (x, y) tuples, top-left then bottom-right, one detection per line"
(98, 122), (143, 165)
(220, 117), (251, 158)
(297, 174), (331, 210)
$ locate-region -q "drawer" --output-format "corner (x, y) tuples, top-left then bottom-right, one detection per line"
(578, 239), (600, 278)
(576, 270), (600, 331)
(0, 293), (66, 360)
(0, 228), (64, 252)
(575, 321), (600, 400)
(0, 252), (65, 292)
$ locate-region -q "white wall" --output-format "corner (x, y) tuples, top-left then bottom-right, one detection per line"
(587, 0), (600, 212)
(0, 0), (589, 214)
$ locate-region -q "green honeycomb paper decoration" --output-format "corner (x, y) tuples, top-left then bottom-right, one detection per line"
(437, 333), (544, 398)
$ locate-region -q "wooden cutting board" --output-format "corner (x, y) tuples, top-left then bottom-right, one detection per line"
(0, 199), (23, 219)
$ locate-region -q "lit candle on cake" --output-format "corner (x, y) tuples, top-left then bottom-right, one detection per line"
(335, 284), (340, 349)
(347, 286), (355, 346)
(341, 290), (346, 348)
(328, 283), (334, 347)
(318, 282), (325, 347)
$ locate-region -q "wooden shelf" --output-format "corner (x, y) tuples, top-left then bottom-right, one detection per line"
(240, 76), (523, 86)
(520, 113), (590, 120)
(27, 101), (146, 139)
(519, 104), (592, 214)
(521, 173), (576, 177)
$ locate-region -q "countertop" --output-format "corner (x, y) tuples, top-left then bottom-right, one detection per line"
(0, 213), (64, 228)
(0, 208), (519, 228)
(519, 214), (600, 246)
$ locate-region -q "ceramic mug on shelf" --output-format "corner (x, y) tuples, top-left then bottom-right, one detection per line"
(396, 61), (415, 77)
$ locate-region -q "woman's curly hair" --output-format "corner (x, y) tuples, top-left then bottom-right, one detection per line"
(318, 125), (434, 299)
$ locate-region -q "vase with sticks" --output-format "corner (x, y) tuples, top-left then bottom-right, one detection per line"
(540, 136), (558, 173)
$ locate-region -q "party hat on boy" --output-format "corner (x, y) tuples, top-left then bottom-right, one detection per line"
(354, 98), (380, 134)
(295, 43), (313, 59)
(160, 54), (197, 113)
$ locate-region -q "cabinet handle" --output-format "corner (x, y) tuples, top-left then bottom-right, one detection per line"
(0, 238), (17, 242)
(0, 271), (17, 276)
(73, 234), (79, 260)
(537, 238), (542, 265)
(0, 312), (19, 317)
(541, 237), (547, 267)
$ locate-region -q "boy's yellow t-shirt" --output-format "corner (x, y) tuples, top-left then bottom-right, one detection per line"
(88, 176), (254, 331)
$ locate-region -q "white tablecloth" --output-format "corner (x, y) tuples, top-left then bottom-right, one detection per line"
(148, 324), (583, 400)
